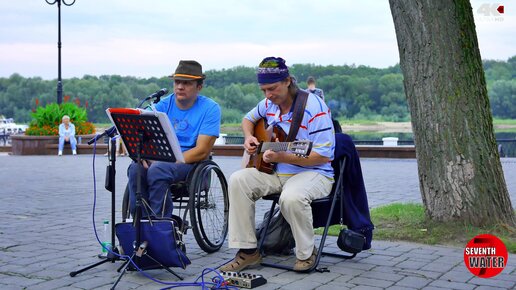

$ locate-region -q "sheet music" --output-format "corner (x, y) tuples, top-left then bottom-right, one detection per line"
(106, 108), (185, 163)
(139, 109), (185, 163)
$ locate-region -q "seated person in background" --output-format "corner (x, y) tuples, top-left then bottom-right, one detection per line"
(127, 60), (221, 218)
(306, 76), (324, 100)
(220, 57), (335, 272)
(58, 115), (77, 156)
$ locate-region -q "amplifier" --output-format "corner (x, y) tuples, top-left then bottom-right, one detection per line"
(220, 271), (267, 288)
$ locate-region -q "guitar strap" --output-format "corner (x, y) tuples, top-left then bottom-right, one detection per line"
(286, 89), (309, 142)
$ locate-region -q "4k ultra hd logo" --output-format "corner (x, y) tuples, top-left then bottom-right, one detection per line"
(477, 3), (505, 21)
(463, 234), (508, 278)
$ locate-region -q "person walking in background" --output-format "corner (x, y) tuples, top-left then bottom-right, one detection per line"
(58, 115), (77, 156)
(306, 76), (343, 133)
(306, 76), (324, 100)
(104, 132), (128, 157)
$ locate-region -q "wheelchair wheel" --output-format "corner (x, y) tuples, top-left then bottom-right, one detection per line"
(188, 160), (229, 253)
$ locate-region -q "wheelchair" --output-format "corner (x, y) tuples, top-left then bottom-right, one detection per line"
(121, 159), (229, 253)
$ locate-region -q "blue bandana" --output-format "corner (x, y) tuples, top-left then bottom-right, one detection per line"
(257, 57), (290, 84)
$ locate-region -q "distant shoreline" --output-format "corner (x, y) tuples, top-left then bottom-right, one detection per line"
(341, 122), (413, 133)
(341, 122), (516, 133)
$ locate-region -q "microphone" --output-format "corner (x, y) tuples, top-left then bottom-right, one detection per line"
(145, 88), (169, 101)
(137, 88), (169, 108)
(87, 126), (117, 145)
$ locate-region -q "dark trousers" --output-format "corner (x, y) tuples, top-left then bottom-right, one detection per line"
(127, 161), (194, 218)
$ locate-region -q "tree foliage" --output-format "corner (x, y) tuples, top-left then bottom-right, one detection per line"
(0, 57), (514, 124)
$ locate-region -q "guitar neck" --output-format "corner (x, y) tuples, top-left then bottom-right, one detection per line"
(259, 142), (291, 153)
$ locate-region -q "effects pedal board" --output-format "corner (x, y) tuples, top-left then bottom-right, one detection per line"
(220, 271), (267, 288)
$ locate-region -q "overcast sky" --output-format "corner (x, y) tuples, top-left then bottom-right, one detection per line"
(0, 0), (513, 79)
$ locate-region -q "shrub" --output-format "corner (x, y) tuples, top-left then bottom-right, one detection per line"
(25, 102), (94, 136)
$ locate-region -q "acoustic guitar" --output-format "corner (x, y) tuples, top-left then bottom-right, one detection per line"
(246, 118), (312, 174)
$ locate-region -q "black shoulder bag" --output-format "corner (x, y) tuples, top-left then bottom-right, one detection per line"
(336, 175), (366, 255)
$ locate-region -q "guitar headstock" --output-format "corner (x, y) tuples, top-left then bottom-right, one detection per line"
(287, 140), (312, 157)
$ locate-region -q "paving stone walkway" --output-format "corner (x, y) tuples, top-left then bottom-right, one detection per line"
(0, 155), (514, 289)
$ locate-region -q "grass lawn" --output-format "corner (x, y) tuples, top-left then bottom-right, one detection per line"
(493, 118), (516, 126)
(316, 203), (516, 253)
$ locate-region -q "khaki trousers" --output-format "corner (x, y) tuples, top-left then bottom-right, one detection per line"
(227, 168), (333, 260)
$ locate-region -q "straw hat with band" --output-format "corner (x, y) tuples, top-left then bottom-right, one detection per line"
(169, 60), (206, 81)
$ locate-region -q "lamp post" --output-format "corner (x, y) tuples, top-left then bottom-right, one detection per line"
(45, 0), (76, 105)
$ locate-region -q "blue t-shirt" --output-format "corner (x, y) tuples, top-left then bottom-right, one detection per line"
(245, 92), (335, 178)
(154, 94), (221, 152)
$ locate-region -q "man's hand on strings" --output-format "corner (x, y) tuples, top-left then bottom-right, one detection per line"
(244, 135), (260, 155)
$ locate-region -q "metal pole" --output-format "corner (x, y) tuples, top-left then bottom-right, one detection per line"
(45, 0), (76, 105)
(57, 0), (62, 105)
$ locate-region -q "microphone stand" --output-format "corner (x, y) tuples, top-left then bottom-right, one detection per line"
(70, 128), (122, 277)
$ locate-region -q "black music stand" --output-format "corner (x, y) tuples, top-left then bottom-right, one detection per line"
(69, 128), (122, 278)
(105, 108), (185, 289)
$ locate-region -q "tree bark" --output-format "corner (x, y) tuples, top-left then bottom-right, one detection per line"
(389, 0), (515, 226)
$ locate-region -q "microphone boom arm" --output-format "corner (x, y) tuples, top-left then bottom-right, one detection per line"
(137, 88), (169, 108)
(87, 126), (117, 145)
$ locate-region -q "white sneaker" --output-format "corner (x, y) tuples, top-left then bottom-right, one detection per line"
(58, 151), (63, 156)
(72, 150), (77, 155)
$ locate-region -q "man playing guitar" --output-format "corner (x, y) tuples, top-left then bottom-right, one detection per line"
(220, 57), (335, 273)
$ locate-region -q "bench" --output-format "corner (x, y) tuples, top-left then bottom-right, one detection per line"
(45, 143), (108, 155)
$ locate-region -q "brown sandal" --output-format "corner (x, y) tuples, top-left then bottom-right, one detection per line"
(219, 250), (262, 272)
(293, 247), (317, 272)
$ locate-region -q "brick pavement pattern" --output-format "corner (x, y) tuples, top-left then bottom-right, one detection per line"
(0, 155), (514, 289)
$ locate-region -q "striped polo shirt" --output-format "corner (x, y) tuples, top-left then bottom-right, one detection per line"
(245, 92), (335, 178)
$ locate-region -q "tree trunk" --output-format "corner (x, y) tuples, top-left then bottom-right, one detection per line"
(389, 0), (515, 226)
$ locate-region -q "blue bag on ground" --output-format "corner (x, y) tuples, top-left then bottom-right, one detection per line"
(115, 219), (190, 269)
